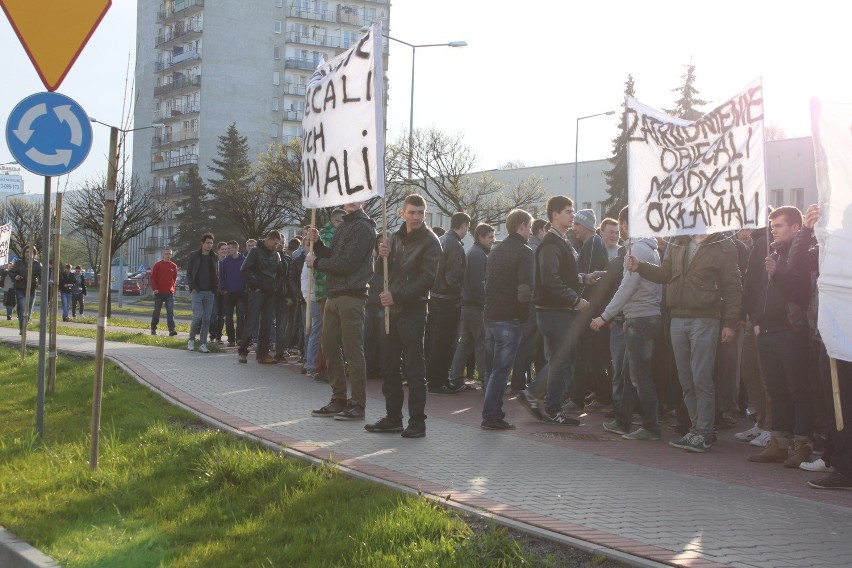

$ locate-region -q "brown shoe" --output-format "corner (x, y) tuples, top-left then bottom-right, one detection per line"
(238, 353), (247, 364)
(783, 439), (812, 468)
(257, 354), (276, 364)
(748, 436), (788, 463)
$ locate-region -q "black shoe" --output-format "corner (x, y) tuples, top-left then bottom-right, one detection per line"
(401, 422), (426, 438)
(427, 384), (464, 395)
(151, 330), (157, 335)
(274, 353), (288, 362)
(481, 418), (516, 430)
(516, 390), (543, 421)
(311, 399), (347, 417)
(227, 340), (236, 347)
(542, 412), (581, 426)
(365, 416), (404, 433)
(668, 422), (690, 435)
(808, 472), (852, 490)
(313, 372), (328, 383)
(169, 330), (178, 337)
(334, 406), (365, 421)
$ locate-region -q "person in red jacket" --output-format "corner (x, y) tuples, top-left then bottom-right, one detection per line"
(150, 248), (179, 336)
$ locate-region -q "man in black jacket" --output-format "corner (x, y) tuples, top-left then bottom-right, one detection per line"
(426, 211), (470, 394)
(238, 230), (284, 364)
(480, 210), (534, 430)
(448, 222), (494, 390)
(745, 206), (814, 467)
(365, 194), (441, 438)
(518, 196), (590, 425)
(186, 233), (218, 353)
(306, 202), (377, 421)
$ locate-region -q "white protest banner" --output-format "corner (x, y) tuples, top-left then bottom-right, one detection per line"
(627, 79), (766, 237)
(301, 22), (385, 209)
(811, 99), (852, 363)
(0, 223), (10, 264)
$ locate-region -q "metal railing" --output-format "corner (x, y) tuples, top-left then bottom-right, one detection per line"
(155, 20), (203, 48)
(288, 5), (336, 23)
(154, 74), (201, 97)
(151, 154), (199, 172)
(158, 0), (205, 22)
(284, 58), (319, 71)
(283, 82), (307, 96)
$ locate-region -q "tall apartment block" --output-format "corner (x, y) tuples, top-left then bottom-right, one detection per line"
(131, 0), (390, 268)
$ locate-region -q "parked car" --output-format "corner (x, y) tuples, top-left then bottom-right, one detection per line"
(122, 279), (142, 296)
(176, 272), (188, 291)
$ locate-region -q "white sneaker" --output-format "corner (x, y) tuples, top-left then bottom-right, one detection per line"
(187, 339), (195, 351)
(199, 343), (209, 353)
(749, 430), (771, 447)
(800, 458), (834, 473)
(734, 423), (762, 441)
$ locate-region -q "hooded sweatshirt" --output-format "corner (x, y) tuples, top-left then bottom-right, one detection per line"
(600, 238), (662, 321)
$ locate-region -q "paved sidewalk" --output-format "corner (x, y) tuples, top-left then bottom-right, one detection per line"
(4, 327), (851, 568)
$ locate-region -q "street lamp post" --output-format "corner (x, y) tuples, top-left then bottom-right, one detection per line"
(574, 111), (616, 206)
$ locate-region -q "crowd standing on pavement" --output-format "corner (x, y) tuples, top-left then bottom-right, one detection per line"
(157, 193), (852, 492)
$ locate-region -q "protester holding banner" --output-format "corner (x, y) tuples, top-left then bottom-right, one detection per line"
(626, 233), (741, 453)
(305, 202), (376, 421)
(365, 194), (441, 439)
(10, 244), (41, 335)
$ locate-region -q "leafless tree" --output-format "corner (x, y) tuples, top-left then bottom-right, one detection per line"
(0, 197), (44, 258)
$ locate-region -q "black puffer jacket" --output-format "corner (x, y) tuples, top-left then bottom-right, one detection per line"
(484, 232), (533, 322)
(533, 230), (582, 309)
(313, 208), (377, 297)
(386, 223), (441, 311)
(241, 239), (284, 292)
(432, 230), (465, 299)
(11, 258), (42, 292)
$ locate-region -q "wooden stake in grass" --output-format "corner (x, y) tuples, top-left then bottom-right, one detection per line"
(21, 241), (35, 360)
(48, 192), (63, 393)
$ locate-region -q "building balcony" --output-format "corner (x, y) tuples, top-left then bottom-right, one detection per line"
(338, 7), (370, 27)
(158, 0), (205, 23)
(283, 109), (304, 122)
(151, 154), (199, 173)
(283, 82), (306, 96)
(155, 104), (200, 122)
(287, 4), (336, 23)
(154, 74), (201, 98)
(155, 49), (201, 72)
(144, 235), (172, 250)
(282, 134), (302, 145)
(285, 30), (345, 49)
(284, 57), (320, 71)
(152, 129), (199, 149)
(153, 179), (188, 197)
(155, 20), (203, 48)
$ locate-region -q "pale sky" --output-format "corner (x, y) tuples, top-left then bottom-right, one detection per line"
(2, 0), (848, 195)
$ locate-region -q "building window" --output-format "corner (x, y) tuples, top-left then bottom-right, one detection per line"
(271, 97), (279, 111)
(273, 71), (280, 86)
(770, 189), (783, 208)
(791, 188), (804, 211)
(272, 124), (279, 138)
(274, 20), (282, 34)
(275, 0), (283, 7)
(273, 45), (281, 59)
(582, 202), (592, 211)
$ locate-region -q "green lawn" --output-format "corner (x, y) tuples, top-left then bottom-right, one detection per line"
(0, 346), (554, 567)
(0, 320), (214, 351)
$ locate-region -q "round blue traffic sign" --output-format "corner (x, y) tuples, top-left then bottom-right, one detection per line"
(5, 92), (93, 176)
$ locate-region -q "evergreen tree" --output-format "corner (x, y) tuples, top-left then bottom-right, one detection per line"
(207, 123), (253, 239)
(666, 63), (707, 120)
(602, 74), (636, 220)
(171, 166), (210, 264)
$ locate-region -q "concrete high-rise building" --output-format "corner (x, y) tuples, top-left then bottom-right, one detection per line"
(132, 0), (390, 268)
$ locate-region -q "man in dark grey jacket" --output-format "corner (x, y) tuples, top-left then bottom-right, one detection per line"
(306, 202), (377, 421)
(480, 211), (535, 430)
(238, 230), (284, 364)
(365, 194), (441, 438)
(448, 222), (494, 390)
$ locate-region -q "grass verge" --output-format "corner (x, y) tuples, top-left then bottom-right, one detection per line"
(0, 320), (214, 351)
(0, 345), (559, 567)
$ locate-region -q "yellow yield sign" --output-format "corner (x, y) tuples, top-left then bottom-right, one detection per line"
(0, 0), (112, 91)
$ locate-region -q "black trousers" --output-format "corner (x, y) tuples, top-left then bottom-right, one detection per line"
(239, 290), (274, 357)
(381, 308), (427, 424)
(425, 298), (460, 388)
(223, 291), (247, 343)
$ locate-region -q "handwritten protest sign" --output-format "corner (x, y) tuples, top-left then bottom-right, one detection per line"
(627, 79), (766, 237)
(811, 99), (852, 363)
(301, 22), (385, 209)
(0, 223), (11, 265)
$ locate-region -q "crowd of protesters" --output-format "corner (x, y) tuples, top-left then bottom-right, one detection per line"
(157, 194), (851, 491)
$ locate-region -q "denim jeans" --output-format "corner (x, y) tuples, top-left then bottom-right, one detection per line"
(669, 317), (719, 437)
(223, 291), (246, 343)
(382, 308), (428, 424)
(449, 306), (486, 386)
(609, 322), (626, 410)
(60, 291), (72, 319)
(15, 288), (36, 333)
(151, 293), (176, 333)
(189, 290), (215, 344)
(616, 316), (661, 434)
(757, 328), (812, 438)
(528, 309), (578, 416)
(305, 300), (323, 373)
(482, 320), (523, 421)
